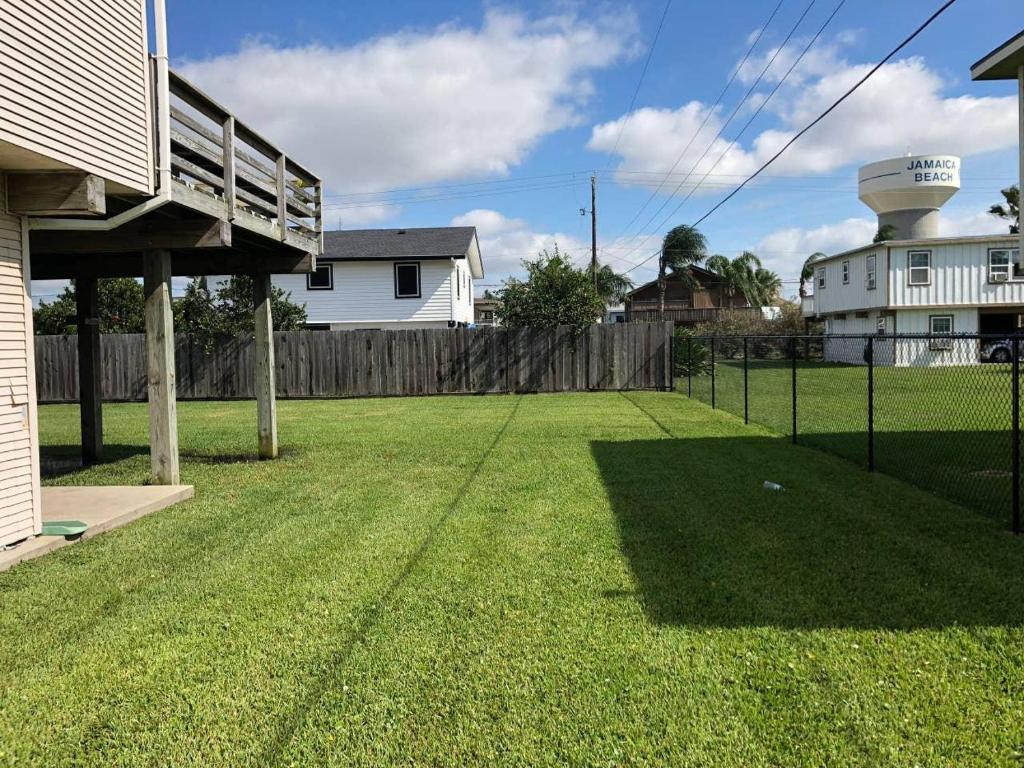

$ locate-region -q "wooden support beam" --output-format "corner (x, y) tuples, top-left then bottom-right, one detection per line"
(253, 273), (278, 459)
(143, 249), (180, 485)
(76, 276), (103, 464)
(32, 249), (314, 280)
(8, 172), (105, 216)
(31, 218), (230, 256)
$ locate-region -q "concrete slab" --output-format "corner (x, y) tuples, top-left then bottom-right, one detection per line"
(0, 485), (194, 573)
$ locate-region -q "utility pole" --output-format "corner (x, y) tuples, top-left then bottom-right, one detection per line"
(590, 173), (598, 293)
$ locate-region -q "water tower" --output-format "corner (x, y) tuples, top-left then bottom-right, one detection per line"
(857, 154), (960, 239)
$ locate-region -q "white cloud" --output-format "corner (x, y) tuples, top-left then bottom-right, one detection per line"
(450, 208), (590, 282)
(754, 208), (1011, 282)
(590, 35), (1018, 190)
(179, 9), (636, 195)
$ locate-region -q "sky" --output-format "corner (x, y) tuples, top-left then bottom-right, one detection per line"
(164, 0), (1020, 298)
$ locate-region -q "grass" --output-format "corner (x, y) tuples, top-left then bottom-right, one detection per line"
(0, 392), (1022, 766)
(686, 355), (1018, 520)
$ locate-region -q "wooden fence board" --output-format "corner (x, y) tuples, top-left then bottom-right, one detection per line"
(34, 322), (673, 403)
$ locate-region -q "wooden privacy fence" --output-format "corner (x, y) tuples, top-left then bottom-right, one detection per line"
(35, 323), (674, 403)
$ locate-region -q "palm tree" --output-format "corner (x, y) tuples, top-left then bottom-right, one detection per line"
(989, 185), (1020, 234)
(658, 225), (708, 320)
(799, 252), (825, 299)
(753, 267), (782, 306)
(595, 265), (634, 306)
(705, 251), (762, 306)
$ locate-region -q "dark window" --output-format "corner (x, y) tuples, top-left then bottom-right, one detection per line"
(394, 262), (420, 298)
(307, 263), (333, 290)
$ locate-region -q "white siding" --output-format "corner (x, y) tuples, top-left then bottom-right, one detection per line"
(273, 260), (456, 326)
(0, 181), (40, 546)
(822, 312), (894, 365)
(888, 238), (1023, 307)
(812, 248), (887, 315)
(892, 308), (980, 367)
(0, 0), (152, 193)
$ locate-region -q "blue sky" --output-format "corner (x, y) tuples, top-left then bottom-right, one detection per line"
(165, 0), (1021, 295)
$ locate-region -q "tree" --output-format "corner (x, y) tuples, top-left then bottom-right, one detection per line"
(594, 264), (634, 305)
(705, 251), (762, 306)
(873, 224), (898, 243)
(753, 267), (782, 305)
(799, 252), (825, 299)
(33, 278), (146, 335)
(495, 246), (604, 329)
(989, 185), (1020, 234)
(174, 275), (307, 345)
(658, 225), (707, 320)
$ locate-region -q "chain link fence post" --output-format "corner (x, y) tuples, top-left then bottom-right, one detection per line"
(710, 336), (716, 409)
(791, 336), (797, 445)
(686, 336), (692, 397)
(1013, 335), (1020, 535)
(868, 335), (875, 472)
(743, 336), (749, 424)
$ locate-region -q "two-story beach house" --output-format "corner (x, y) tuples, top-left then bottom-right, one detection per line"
(273, 227), (483, 330)
(806, 154), (1020, 366)
(0, 1), (321, 553)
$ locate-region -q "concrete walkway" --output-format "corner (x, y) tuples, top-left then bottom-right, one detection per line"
(0, 485), (193, 572)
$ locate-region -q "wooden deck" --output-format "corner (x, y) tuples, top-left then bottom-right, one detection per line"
(166, 70), (321, 256)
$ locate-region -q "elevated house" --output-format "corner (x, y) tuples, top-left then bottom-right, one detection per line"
(624, 266), (758, 325)
(0, 1), (322, 551)
(272, 227), (483, 330)
(474, 297), (501, 327)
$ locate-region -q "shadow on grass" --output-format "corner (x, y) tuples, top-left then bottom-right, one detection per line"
(39, 444), (149, 478)
(592, 433), (1024, 630)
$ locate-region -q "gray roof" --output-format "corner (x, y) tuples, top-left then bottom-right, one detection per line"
(322, 227), (476, 260)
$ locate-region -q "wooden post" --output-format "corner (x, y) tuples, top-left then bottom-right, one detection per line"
(276, 154), (287, 240)
(143, 249), (180, 484)
(222, 115), (236, 220)
(76, 276), (103, 463)
(253, 272), (278, 458)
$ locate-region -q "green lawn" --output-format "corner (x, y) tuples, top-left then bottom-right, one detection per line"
(686, 356), (1018, 521)
(1, 393), (1023, 766)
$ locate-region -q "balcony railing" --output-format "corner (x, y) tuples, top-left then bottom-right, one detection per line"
(164, 70), (321, 252)
(626, 305), (762, 324)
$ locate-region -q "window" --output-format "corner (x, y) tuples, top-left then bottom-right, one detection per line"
(907, 251), (931, 286)
(816, 266), (826, 290)
(394, 262), (420, 298)
(929, 314), (953, 351)
(482, 310), (494, 321)
(876, 315), (886, 335)
(841, 260), (850, 284)
(854, 311), (869, 319)
(306, 263), (333, 290)
(866, 254), (877, 290)
(988, 248), (1022, 282)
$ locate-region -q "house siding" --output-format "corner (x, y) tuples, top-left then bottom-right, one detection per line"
(813, 248), (887, 315)
(0, 0), (152, 193)
(272, 260), (457, 326)
(0, 180), (41, 547)
(888, 238), (1023, 307)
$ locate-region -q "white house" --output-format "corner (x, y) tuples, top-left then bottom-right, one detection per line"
(274, 227), (484, 330)
(808, 234), (1021, 365)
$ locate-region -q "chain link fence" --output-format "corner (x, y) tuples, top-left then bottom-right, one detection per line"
(678, 333), (1022, 532)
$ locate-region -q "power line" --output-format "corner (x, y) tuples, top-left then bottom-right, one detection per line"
(691, 0), (960, 228)
(604, 0), (787, 249)
(602, 0), (673, 170)
(619, 0), (960, 276)
(613, 0), (821, 265)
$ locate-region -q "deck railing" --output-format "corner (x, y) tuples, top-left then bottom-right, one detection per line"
(627, 305), (761, 324)
(163, 70), (321, 250)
